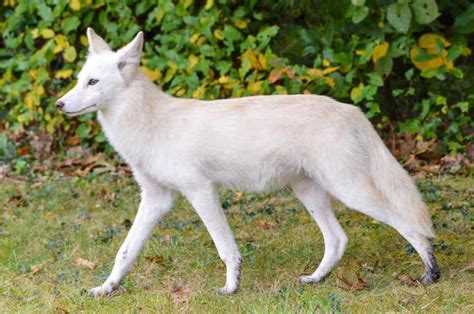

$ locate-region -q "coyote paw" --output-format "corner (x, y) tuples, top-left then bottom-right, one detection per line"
(214, 285), (239, 295)
(298, 275), (322, 285)
(87, 285), (114, 297)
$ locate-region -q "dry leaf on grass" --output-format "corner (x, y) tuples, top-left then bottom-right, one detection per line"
(337, 271), (366, 291)
(144, 255), (165, 264)
(74, 257), (97, 269)
(168, 280), (191, 304)
(462, 260), (474, 272)
(398, 274), (419, 286)
(31, 264), (43, 274)
(54, 299), (70, 314)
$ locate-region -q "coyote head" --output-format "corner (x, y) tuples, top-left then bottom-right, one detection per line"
(56, 28), (143, 116)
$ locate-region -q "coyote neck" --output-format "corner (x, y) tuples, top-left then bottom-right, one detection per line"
(97, 73), (175, 165)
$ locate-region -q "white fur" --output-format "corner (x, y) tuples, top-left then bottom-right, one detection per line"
(58, 29), (438, 296)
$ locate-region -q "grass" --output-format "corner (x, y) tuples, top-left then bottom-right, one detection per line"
(0, 173), (473, 312)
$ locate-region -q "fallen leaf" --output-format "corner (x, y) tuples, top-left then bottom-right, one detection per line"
(31, 264), (43, 274)
(168, 280), (190, 304)
(462, 260), (474, 272)
(145, 255), (164, 264)
(398, 274), (419, 286)
(30, 182), (43, 189)
(337, 272), (366, 291)
(54, 299), (70, 314)
(74, 257), (97, 269)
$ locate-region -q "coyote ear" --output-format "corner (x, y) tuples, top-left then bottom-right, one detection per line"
(117, 31), (144, 67)
(87, 28), (111, 54)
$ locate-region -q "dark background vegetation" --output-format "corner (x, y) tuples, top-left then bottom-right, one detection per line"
(0, 0), (473, 175)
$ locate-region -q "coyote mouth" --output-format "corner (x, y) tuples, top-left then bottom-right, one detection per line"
(64, 104), (97, 116)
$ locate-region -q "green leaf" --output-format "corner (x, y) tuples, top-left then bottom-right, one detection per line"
(399, 120), (421, 134)
(449, 68), (464, 79)
(453, 4), (474, 34)
(405, 68), (414, 80)
(352, 0), (366, 6)
(367, 73), (383, 87)
(374, 56), (393, 75)
(350, 83), (365, 104)
(63, 46), (77, 62)
(256, 26), (279, 50)
(421, 68), (439, 78)
(352, 6), (369, 24)
(62, 16), (81, 34)
(36, 3), (54, 22)
(447, 45), (464, 62)
(455, 101), (469, 113)
(411, 0), (439, 24)
(387, 2), (412, 33)
(76, 123), (91, 139)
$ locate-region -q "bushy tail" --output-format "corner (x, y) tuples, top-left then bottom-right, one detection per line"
(359, 116), (434, 238)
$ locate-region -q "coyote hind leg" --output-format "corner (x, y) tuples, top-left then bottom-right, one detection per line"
(291, 177), (348, 284)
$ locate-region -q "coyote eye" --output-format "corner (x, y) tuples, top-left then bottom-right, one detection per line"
(88, 79), (99, 85)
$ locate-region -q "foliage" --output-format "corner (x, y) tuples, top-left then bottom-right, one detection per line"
(0, 0), (473, 164)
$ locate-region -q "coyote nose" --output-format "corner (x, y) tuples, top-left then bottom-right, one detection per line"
(56, 101), (65, 109)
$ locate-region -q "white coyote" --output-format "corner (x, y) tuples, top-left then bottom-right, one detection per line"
(56, 29), (440, 296)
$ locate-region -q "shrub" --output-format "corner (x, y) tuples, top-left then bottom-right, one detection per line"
(0, 0), (472, 164)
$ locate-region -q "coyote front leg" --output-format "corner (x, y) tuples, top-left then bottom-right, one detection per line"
(88, 187), (174, 297)
(184, 185), (242, 295)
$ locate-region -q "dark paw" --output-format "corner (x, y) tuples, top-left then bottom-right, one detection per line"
(420, 253), (440, 284)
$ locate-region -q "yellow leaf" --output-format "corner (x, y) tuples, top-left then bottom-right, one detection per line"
(410, 47), (445, 71)
(192, 85), (206, 99)
(234, 19), (248, 29)
(258, 53), (267, 70)
(419, 34), (449, 54)
(141, 67), (162, 81)
(307, 68), (323, 79)
(325, 77), (335, 88)
(63, 46), (77, 62)
(355, 49), (365, 56)
(181, 0), (193, 9)
(197, 36), (206, 46)
(28, 69), (38, 80)
(175, 87), (186, 97)
(247, 80), (263, 94)
(41, 28), (55, 39)
(190, 33), (200, 44)
(54, 35), (68, 53)
(204, 0), (214, 10)
(214, 29), (224, 40)
(218, 76), (229, 84)
(242, 50), (261, 70)
(372, 42), (389, 64)
(187, 54), (199, 73)
(31, 28), (40, 39)
(322, 66), (340, 75)
(462, 47), (471, 56)
(17, 114), (25, 123)
(164, 67), (176, 83)
(80, 35), (88, 46)
(70, 0), (81, 11)
(55, 69), (73, 79)
(25, 94), (35, 110)
(275, 85), (287, 95)
(156, 10), (165, 23)
(322, 59), (330, 67)
(33, 85), (45, 96)
(350, 83), (365, 103)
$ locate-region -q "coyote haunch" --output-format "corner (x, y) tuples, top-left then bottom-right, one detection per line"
(56, 28), (440, 296)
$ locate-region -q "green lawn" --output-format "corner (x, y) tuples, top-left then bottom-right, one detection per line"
(0, 173), (473, 312)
